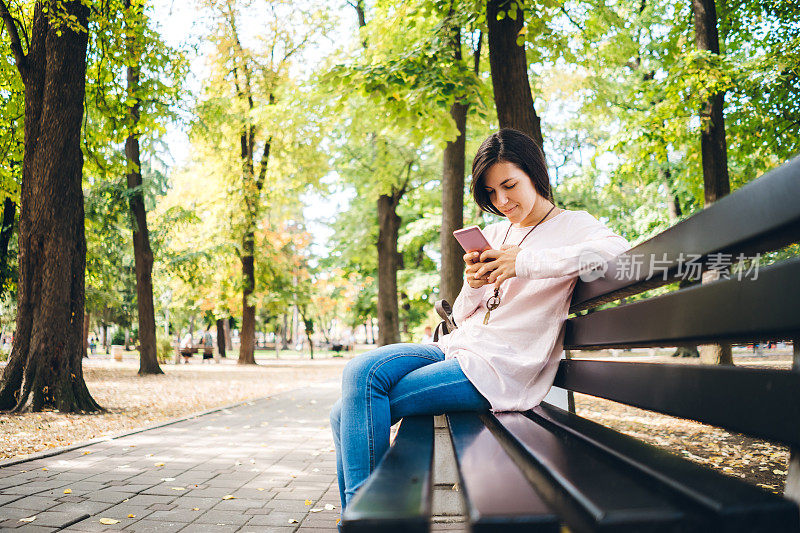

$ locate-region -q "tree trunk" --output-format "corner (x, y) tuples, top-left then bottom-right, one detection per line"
(486, 0), (544, 147)
(0, 1), (101, 413)
(224, 317), (232, 350)
(0, 197), (15, 294)
(125, 3), (161, 375)
(239, 236), (256, 364)
(693, 0), (730, 207)
(282, 313), (290, 349)
(377, 192), (402, 345)
(441, 101), (468, 305)
(83, 311), (90, 358)
(693, 0), (732, 366)
(216, 318), (226, 358)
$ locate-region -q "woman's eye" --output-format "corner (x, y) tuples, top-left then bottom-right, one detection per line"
(505, 183), (516, 189)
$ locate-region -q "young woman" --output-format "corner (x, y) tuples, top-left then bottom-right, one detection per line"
(330, 128), (629, 514)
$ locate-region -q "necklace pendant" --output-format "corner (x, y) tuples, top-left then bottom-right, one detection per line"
(483, 310), (491, 325)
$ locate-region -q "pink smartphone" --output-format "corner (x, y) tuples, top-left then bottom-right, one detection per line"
(453, 226), (492, 253)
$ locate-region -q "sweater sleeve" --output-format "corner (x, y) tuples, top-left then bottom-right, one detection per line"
(515, 214), (629, 280)
(450, 280), (486, 325)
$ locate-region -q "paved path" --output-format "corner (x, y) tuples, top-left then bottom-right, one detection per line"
(0, 382), (343, 532)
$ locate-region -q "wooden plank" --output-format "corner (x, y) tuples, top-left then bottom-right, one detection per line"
(570, 155), (800, 312)
(446, 412), (559, 533)
(341, 416), (433, 533)
(552, 360), (800, 448)
(489, 412), (684, 532)
(566, 257), (800, 349)
(532, 402), (800, 532)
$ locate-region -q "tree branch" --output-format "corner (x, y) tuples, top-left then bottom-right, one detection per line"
(0, 0), (27, 75)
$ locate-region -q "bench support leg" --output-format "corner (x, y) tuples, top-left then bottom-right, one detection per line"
(785, 340), (800, 506)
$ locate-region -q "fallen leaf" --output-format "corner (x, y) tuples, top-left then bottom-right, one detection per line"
(99, 518), (120, 525)
(324, 504), (335, 510)
(256, 487), (265, 491)
(154, 462), (165, 467)
(192, 508), (200, 511)
(310, 508), (323, 513)
(63, 489), (72, 494)
(127, 514), (136, 518)
(222, 495), (235, 500)
(161, 477), (175, 482)
(19, 516), (36, 523)
(82, 451), (92, 455)
(171, 487), (185, 491)
(288, 519), (299, 524)
(42, 468), (47, 471)
(305, 499), (312, 506)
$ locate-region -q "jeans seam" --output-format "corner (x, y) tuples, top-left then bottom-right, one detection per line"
(364, 350), (441, 471)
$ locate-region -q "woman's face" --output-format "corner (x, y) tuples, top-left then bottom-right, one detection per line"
(483, 161), (542, 226)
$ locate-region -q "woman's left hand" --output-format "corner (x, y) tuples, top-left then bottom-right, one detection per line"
(476, 245), (521, 289)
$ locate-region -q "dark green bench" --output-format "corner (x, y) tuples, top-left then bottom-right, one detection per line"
(341, 155), (800, 532)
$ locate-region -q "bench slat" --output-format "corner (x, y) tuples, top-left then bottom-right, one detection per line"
(532, 402), (800, 532)
(446, 412), (560, 532)
(566, 257), (800, 349)
(552, 359), (800, 448)
(570, 155), (800, 312)
(341, 416), (433, 533)
(489, 412), (684, 532)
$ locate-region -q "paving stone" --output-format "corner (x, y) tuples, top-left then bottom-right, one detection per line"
(244, 511), (305, 527)
(15, 510), (92, 528)
(146, 503), (178, 511)
(4, 494), (59, 512)
(193, 509), (252, 525)
(177, 524), (240, 533)
(116, 519), (186, 533)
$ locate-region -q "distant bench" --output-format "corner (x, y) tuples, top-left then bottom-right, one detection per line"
(342, 156), (800, 532)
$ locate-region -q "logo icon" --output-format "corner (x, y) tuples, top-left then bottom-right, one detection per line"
(578, 250), (608, 282)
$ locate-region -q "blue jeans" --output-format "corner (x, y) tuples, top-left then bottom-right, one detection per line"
(329, 343), (490, 511)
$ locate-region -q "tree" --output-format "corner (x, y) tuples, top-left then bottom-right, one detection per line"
(486, 0), (543, 145)
(124, 0), (161, 375)
(0, 0), (101, 412)
(692, 0), (732, 365)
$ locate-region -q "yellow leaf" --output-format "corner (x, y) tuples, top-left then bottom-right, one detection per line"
(256, 487), (265, 491)
(127, 514), (136, 518)
(222, 495), (235, 500)
(63, 489), (72, 494)
(288, 519), (299, 524)
(99, 518), (120, 525)
(42, 468), (48, 471)
(19, 516), (36, 523)
(82, 451), (92, 455)
(192, 508), (200, 511)
(305, 499), (312, 506)
(171, 487), (185, 491)
(154, 462), (165, 467)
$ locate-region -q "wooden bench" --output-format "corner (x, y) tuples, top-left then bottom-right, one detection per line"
(341, 156), (800, 532)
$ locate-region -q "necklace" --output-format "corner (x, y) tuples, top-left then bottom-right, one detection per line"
(483, 204), (557, 325)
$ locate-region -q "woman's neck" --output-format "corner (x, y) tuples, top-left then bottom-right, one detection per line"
(514, 200), (559, 228)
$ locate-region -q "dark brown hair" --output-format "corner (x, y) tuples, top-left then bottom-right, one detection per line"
(470, 129), (552, 217)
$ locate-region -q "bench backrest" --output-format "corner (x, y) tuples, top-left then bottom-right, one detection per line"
(560, 155), (800, 448)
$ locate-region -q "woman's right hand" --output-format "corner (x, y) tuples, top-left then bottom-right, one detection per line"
(464, 251), (491, 289)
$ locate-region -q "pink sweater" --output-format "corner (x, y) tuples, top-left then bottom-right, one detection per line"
(437, 210), (629, 412)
